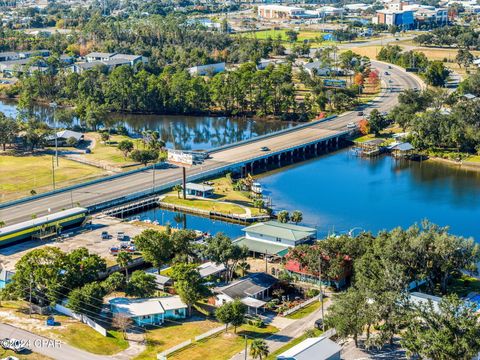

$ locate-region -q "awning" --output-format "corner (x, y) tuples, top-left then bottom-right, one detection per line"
(241, 297), (266, 309)
(234, 237), (290, 256)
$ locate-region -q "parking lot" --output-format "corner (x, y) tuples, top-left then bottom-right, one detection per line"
(0, 215), (148, 270)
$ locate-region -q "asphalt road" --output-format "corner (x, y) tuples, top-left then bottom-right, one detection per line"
(0, 61), (423, 226)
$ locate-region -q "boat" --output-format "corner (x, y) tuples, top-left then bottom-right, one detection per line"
(251, 182), (263, 194)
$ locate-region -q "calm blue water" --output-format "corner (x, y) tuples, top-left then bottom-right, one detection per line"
(0, 99), (293, 151)
(133, 148), (480, 241)
(258, 148), (480, 240)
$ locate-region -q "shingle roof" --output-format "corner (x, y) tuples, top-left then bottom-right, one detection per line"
(219, 273), (277, 300)
(242, 221), (316, 241)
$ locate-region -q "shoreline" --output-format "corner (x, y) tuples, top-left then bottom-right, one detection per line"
(426, 156), (480, 172)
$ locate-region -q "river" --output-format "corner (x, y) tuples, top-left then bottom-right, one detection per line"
(0, 99), (294, 150)
(133, 149), (480, 241)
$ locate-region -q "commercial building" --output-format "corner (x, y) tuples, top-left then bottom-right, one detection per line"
(257, 5), (306, 19)
(185, 182), (214, 198)
(374, 9), (415, 29)
(109, 296), (187, 327)
(277, 336), (342, 360)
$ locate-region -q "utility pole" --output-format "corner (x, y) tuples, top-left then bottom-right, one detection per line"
(29, 274), (33, 318)
(182, 167), (186, 199)
(51, 155), (56, 190)
(49, 102), (58, 167)
(244, 335), (248, 360)
(319, 253), (325, 331)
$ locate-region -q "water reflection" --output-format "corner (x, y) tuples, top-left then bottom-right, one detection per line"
(0, 100), (293, 150)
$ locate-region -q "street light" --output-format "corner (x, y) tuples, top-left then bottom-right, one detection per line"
(49, 102), (58, 167)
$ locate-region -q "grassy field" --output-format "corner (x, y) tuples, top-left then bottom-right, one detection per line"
(239, 29), (335, 47)
(0, 154), (105, 202)
(162, 195), (247, 215)
(169, 324), (278, 360)
(265, 329), (323, 360)
(50, 326), (128, 355)
(285, 300), (322, 320)
(134, 318), (220, 360)
(86, 132), (143, 166)
(0, 301), (128, 356)
(465, 155), (480, 163)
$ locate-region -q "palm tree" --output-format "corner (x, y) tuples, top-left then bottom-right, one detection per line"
(250, 339), (269, 360)
(238, 261), (250, 277)
(172, 184), (183, 199)
(0, 220), (5, 228)
(117, 251), (132, 282)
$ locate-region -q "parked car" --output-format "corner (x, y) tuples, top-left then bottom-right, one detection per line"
(347, 122), (357, 129)
(1, 338), (26, 353)
(315, 318), (324, 330)
(260, 146), (270, 152)
(384, 71), (389, 75)
(117, 232), (125, 241)
(388, 65), (392, 69)
(110, 247), (119, 255)
(101, 231), (109, 240)
(357, 111), (364, 116)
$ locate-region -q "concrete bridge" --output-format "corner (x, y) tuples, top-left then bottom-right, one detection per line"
(0, 60), (423, 225)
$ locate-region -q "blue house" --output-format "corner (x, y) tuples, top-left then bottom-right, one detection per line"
(109, 296), (187, 327)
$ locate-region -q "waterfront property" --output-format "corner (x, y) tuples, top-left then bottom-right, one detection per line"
(234, 221), (316, 257)
(0, 207), (88, 247)
(109, 296), (187, 326)
(214, 272), (278, 314)
(277, 336), (341, 360)
(185, 182), (214, 198)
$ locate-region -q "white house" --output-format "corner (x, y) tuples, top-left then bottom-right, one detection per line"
(277, 336), (342, 360)
(188, 62), (226, 76)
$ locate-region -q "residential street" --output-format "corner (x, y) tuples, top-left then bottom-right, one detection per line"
(230, 299), (330, 360)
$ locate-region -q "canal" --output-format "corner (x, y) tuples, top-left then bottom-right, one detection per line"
(133, 149), (480, 241)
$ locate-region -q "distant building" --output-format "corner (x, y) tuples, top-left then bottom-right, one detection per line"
(0, 51), (19, 62)
(302, 61), (334, 76)
(234, 221), (317, 257)
(197, 261), (226, 278)
(46, 130), (84, 146)
(276, 336), (342, 360)
(109, 296), (187, 327)
(374, 9), (415, 29)
(257, 5), (306, 19)
(188, 62), (225, 76)
(214, 272), (278, 314)
(85, 52), (116, 62)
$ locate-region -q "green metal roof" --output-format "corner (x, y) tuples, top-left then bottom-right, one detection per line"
(242, 221), (316, 241)
(234, 237), (290, 256)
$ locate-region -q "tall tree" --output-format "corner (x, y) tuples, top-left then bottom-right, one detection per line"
(116, 251), (132, 282)
(250, 339), (269, 360)
(134, 229), (172, 273)
(125, 271), (156, 298)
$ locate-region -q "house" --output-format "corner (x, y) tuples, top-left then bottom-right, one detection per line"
(374, 9), (415, 29)
(284, 246), (352, 289)
(85, 52), (116, 62)
(110, 54), (146, 66)
(46, 130), (84, 146)
(277, 336), (341, 360)
(303, 61), (334, 76)
(257, 58), (285, 70)
(198, 261), (226, 278)
(0, 51), (19, 62)
(151, 274), (173, 291)
(234, 221), (316, 257)
(0, 58), (48, 77)
(215, 273), (278, 314)
(109, 296), (187, 327)
(185, 182), (214, 198)
(188, 62), (225, 76)
(409, 292), (441, 312)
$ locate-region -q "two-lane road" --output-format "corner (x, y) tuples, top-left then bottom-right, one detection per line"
(0, 61), (423, 226)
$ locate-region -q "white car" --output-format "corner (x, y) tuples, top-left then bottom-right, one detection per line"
(347, 122), (357, 129)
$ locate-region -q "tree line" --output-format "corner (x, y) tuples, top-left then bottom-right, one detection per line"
(414, 25), (480, 50)
(289, 221), (480, 357)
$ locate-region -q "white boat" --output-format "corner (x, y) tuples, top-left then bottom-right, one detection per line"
(251, 182), (263, 194)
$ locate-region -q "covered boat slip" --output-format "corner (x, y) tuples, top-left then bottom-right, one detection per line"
(0, 207), (88, 247)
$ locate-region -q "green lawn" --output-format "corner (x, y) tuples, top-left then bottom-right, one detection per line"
(162, 195), (247, 215)
(465, 155), (480, 163)
(86, 132), (143, 165)
(239, 29), (335, 47)
(50, 326), (128, 355)
(0, 154), (105, 202)
(286, 300), (322, 320)
(266, 329), (323, 360)
(169, 324), (278, 360)
(134, 318), (220, 360)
